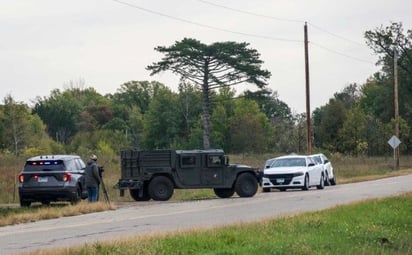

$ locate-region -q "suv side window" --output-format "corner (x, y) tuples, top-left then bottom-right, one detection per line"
(64, 158), (77, 172)
(74, 158), (85, 170)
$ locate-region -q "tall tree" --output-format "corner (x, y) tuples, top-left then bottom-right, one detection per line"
(1, 96), (31, 155)
(33, 87), (107, 144)
(176, 81), (203, 147)
(313, 84), (360, 152)
(142, 87), (179, 149)
(111, 81), (164, 115)
(243, 88), (292, 122)
(365, 22), (412, 75)
(229, 98), (270, 154)
(313, 99), (347, 152)
(364, 22), (412, 153)
(0, 95), (56, 155)
(147, 38), (271, 149)
(338, 106), (368, 156)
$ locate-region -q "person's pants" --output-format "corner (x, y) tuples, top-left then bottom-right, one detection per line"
(87, 187), (99, 202)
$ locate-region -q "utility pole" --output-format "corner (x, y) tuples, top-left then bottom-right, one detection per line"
(394, 49), (400, 170)
(304, 22), (312, 155)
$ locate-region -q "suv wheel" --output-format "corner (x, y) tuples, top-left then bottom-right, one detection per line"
(148, 176), (174, 201)
(214, 188), (235, 198)
(70, 186), (81, 205)
(20, 199), (31, 207)
(235, 172), (258, 197)
(130, 186), (151, 201)
(41, 201), (51, 206)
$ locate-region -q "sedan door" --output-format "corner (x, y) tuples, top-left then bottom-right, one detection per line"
(307, 157), (322, 186)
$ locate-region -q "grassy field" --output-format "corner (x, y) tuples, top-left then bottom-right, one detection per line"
(23, 192), (412, 255)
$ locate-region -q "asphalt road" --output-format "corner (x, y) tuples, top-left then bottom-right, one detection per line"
(1, 175), (411, 255)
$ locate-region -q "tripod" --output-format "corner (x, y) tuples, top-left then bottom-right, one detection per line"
(98, 166), (110, 204)
(100, 178), (110, 204)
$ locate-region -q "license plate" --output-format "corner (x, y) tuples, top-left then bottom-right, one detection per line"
(277, 178), (285, 184)
(38, 177), (48, 183)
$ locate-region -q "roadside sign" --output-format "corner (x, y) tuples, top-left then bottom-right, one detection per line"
(388, 135), (401, 149)
(388, 135), (401, 170)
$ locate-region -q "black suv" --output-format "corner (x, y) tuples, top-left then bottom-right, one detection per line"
(18, 155), (88, 207)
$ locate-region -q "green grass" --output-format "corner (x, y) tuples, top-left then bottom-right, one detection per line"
(28, 192), (412, 255)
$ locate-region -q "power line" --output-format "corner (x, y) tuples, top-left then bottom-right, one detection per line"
(112, 0), (374, 64)
(196, 0), (304, 24)
(308, 22), (366, 47)
(112, 0), (302, 43)
(196, 0), (367, 48)
(311, 42), (375, 64)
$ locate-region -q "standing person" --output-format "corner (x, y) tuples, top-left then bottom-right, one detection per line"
(85, 154), (101, 202)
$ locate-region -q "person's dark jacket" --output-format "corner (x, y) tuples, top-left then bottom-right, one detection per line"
(85, 160), (101, 188)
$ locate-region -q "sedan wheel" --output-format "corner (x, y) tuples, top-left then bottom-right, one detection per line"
(317, 174), (325, 189)
(302, 174), (309, 191)
(330, 176), (337, 185)
(324, 172), (331, 186)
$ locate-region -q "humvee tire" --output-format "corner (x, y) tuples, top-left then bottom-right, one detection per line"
(235, 172), (258, 197)
(214, 188), (235, 198)
(129, 186), (151, 201)
(148, 176), (174, 201)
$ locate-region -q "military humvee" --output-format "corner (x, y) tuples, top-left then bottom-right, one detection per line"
(114, 149), (261, 201)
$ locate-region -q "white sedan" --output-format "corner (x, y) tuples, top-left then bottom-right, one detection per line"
(261, 155), (325, 192)
(311, 153), (336, 186)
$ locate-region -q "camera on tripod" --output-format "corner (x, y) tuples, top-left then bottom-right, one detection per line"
(98, 166), (104, 178)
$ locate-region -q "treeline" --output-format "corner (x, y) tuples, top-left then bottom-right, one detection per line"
(1, 22), (411, 158)
(0, 81), (301, 157)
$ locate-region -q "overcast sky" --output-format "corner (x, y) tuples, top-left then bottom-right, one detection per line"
(1, 0), (411, 113)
